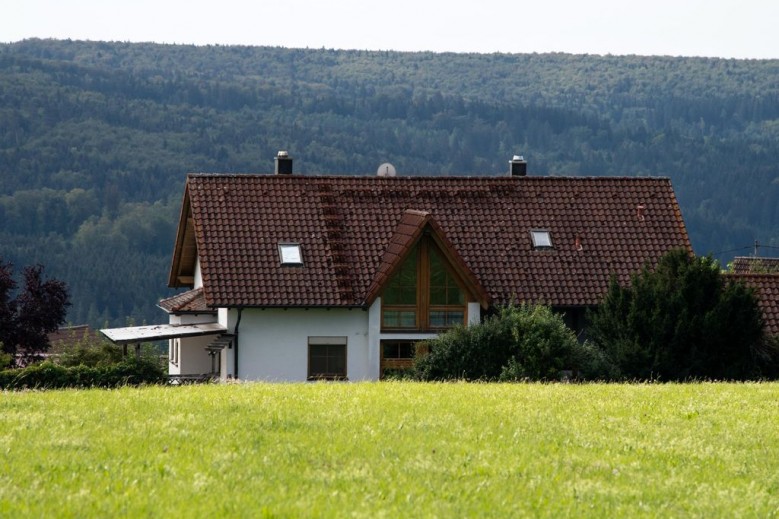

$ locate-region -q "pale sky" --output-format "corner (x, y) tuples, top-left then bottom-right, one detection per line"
(2, 0), (778, 59)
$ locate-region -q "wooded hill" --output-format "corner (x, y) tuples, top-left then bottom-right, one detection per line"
(1, 39), (777, 328)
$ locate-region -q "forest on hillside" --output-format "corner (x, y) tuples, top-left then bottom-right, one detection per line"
(1, 39), (777, 328)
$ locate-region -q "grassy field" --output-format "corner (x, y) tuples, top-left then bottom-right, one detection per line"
(1, 382), (778, 518)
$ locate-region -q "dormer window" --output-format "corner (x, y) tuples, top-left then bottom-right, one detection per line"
(279, 243), (303, 265)
(530, 230), (552, 249)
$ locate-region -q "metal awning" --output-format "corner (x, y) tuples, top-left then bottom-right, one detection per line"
(100, 322), (227, 345)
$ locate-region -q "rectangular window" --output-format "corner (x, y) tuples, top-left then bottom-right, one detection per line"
(308, 337), (347, 380)
(279, 243), (303, 265)
(382, 309), (417, 328)
(380, 340), (418, 378)
(429, 310), (465, 328)
(530, 230), (552, 249)
(382, 341), (415, 359)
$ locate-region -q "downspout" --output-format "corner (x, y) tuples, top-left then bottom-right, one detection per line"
(233, 308), (243, 379)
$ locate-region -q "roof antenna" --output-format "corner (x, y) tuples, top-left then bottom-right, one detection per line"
(754, 239), (760, 256)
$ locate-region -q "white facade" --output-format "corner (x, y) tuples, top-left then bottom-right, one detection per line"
(167, 313), (220, 375)
(217, 307), (371, 381)
(167, 257), (483, 382)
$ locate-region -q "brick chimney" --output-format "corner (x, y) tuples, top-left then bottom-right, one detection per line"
(275, 151), (293, 175)
(509, 155), (527, 176)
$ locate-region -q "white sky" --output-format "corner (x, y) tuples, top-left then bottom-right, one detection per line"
(2, 0), (778, 59)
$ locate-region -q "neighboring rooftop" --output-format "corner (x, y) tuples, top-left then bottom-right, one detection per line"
(47, 325), (103, 353)
(729, 274), (779, 338)
(169, 174), (691, 309)
(730, 256), (779, 274)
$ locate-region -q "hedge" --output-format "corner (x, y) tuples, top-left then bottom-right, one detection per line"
(0, 358), (167, 390)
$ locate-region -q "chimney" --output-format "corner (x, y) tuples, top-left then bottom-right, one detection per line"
(275, 150), (293, 175)
(509, 155), (527, 177)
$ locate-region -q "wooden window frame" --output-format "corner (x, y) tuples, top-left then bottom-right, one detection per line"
(381, 237), (469, 332)
(380, 340), (417, 378)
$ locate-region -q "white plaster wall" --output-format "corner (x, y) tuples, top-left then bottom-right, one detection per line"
(233, 308), (371, 382)
(169, 313), (218, 326)
(175, 334), (215, 375)
(367, 298), (382, 380)
(167, 308), (220, 375)
(468, 302), (482, 326)
(194, 257), (203, 289)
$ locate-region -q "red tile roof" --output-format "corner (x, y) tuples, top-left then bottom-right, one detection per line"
(158, 288), (213, 314)
(728, 274), (779, 337)
(170, 174), (691, 308)
(730, 257), (779, 274)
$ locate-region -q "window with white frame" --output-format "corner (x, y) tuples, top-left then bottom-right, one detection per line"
(530, 230), (553, 249)
(279, 243), (303, 265)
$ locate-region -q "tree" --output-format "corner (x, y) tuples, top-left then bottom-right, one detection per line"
(0, 259), (70, 367)
(587, 249), (766, 380)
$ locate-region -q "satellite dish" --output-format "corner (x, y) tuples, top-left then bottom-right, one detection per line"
(377, 163), (397, 177)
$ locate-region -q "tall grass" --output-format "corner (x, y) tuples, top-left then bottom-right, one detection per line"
(1, 382), (778, 517)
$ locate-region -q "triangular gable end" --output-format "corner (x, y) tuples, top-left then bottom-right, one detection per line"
(364, 209), (490, 309)
(168, 181), (198, 288)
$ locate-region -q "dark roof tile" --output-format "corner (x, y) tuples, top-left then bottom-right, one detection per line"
(729, 274), (779, 337)
(731, 257), (779, 274)
(171, 174), (691, 308)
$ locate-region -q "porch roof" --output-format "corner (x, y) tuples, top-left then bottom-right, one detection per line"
(100, 322), (226, 345)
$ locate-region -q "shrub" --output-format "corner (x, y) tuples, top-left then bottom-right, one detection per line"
(0, 357), (167, 390)
(57, 340), (124, 367)
(412, 304), (604, 381)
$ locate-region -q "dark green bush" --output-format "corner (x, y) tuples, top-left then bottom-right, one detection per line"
(0, 357), (167, 390)
(412, 304), (607, 381)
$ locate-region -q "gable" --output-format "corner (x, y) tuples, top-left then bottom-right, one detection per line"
(364, 209), (490, 309)
(168, 174), (691, 308)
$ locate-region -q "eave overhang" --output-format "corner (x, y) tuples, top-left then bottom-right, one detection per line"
(168, 181), (198, 288)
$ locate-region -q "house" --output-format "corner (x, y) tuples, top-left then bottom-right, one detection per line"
(102, 154), (692, 381)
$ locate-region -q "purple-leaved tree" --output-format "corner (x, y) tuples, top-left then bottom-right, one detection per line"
(0, 260), (70, 367)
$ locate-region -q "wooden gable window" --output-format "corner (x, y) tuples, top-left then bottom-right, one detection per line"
(428, 247), (465, 328)
(381, 247), (418, 329)
(381, 238), (467, 331)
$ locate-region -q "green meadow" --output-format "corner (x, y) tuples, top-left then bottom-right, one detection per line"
(1, 382), (778, 517)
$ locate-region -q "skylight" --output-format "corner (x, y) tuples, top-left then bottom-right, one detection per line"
(279, 243), (303, 265)
(530, 230), (553, 249)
